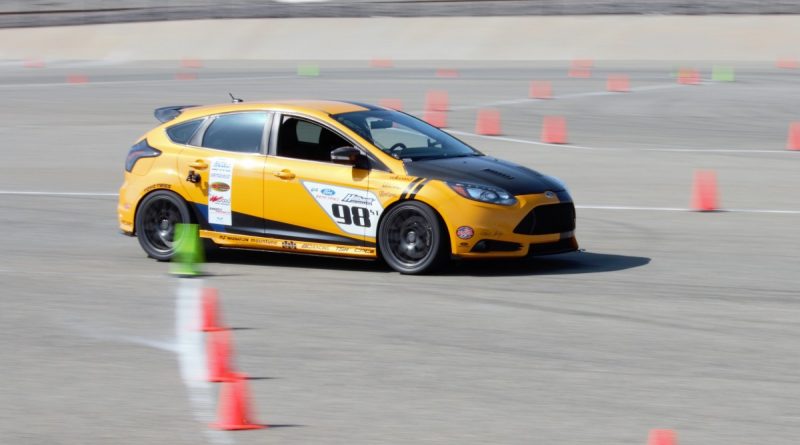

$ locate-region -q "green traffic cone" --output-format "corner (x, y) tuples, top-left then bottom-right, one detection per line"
(171, 223), (203, 277)
(712, 65), (735, 82)
(297, 64), (320, 77)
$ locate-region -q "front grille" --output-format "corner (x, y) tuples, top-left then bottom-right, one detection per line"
(514, 203), (576, 235)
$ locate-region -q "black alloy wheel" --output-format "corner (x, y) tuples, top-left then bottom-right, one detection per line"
(378, 201), (448, 274)
(135, 190), (192, 261)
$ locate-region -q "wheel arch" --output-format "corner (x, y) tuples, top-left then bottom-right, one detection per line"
(132, 187), (201, 236)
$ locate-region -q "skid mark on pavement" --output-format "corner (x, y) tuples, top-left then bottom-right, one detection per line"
(59, 280), (232, 444)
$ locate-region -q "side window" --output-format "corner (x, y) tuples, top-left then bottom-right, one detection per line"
(276, 116), (350, 162)
(201, 112), (268, 153)
(296, 120), (322, 144)
(166, 119), (204, 144)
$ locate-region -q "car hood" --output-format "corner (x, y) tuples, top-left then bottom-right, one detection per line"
(403, 156), (566, 196)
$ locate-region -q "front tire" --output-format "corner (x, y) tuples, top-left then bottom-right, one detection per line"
(378, 201), (449, 274)
(135, 190), (192, 261)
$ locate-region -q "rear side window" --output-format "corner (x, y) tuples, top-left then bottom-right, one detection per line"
(166, 119), (204, 144)
(201, 112), (269, 153)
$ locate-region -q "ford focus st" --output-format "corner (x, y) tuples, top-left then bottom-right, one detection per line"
(118, 100), (577, 274)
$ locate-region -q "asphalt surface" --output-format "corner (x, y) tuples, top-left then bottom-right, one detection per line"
(1, 60), (799, 445)
(5, 1), (800, 28)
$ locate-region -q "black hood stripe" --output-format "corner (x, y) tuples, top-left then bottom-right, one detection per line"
(407, 179), (431, 200)
(399, 177), (425, 200)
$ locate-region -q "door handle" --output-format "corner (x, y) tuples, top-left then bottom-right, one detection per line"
(189, 160), (208, 170)
(273, 169), (296, 180)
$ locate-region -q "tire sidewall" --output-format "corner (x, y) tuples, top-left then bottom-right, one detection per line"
(134, 190), (191, 261)
(378, 201), (448, 274)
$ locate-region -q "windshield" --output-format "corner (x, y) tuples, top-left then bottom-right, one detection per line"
(332, 109), (482, 161)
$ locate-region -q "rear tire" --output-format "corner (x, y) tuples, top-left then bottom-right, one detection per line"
(378, 201), (449, 274)
(135, 190), (191, 261)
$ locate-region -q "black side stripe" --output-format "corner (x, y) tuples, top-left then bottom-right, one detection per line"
(399, 177), (425, 200)
(407, 179), (431, 200)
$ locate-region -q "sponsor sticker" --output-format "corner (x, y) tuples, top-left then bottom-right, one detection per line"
(456, 226), (475, 240)
(302, 181), (384, 237)
(210, 182), (230, 192)
(208, 158), (234, 226)
(143, 183), (171, 194)
(342, 193), (375, 206)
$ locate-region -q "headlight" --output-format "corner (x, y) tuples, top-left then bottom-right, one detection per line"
(447, 182), (517, 206)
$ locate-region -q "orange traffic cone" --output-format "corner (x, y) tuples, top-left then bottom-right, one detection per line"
(424, 110), (447, 128)
(66, 74), (89, 84)
(786, 122), (800, 150)
(181, 58), (203, 69)
(435, 68), (459, 78)
(529, 80), (552, 99)
(648, 429), (677, 445)
(541, 116), (567, 144)
(211, 374), (266, 430)
(678, 69), (700, 85)
(207, 330), (236, 382)
(175, 72), (197, 81)
(776, 58), (799, 69)
(568, 59), (593, 78)
(475, 109), (502, 136)
(691, 170), (719, 211)
(425, 90), (449, 112)
(378, 98), (403, 111)
(370, 58), (393, 68)
(201, 288), (226, 332)
(607, 74), (630, 92)
(23, 58), (45, 68)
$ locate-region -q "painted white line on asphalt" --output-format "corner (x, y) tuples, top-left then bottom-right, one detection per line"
(0, 74), (296, 89)
(450, 129), (796, 154)
(577, 205), (687, 212)
(0, 191), (118, 196)
(449, 129), (600, 150)
(176, 278), (234, 445)
(577, 205), (800, 214)
(424, 82), (689, 113)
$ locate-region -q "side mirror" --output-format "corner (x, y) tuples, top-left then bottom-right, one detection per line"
(331, 146), (370, 169)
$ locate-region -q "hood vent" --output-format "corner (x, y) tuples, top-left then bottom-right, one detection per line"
(482, 168), (515, 180)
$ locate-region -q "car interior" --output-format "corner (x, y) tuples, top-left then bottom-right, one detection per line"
(277, 117), (350, 162)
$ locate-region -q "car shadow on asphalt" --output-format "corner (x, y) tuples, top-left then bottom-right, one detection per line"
(446, 251), (651, 277)
(206, 248), (649, 276)
(206, 248), (391, 273)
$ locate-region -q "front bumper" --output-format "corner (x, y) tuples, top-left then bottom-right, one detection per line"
(444, 192), (578, 259)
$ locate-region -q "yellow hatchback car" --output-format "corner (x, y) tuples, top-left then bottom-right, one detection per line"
(118, 99), (577, 274)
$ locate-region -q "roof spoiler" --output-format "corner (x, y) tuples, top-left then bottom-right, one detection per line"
(154, 105), (198, 123)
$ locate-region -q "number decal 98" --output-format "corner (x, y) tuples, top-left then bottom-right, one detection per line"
(332, 204), (371, 228)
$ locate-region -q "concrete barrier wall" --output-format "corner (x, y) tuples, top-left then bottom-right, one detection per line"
(1, 15), (799, 61)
